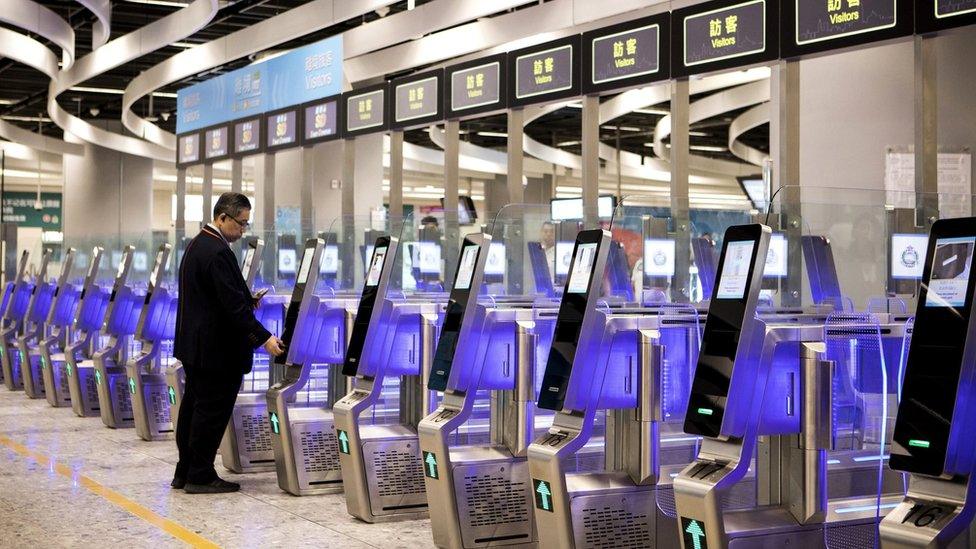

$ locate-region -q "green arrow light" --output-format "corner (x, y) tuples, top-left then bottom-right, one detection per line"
(94, 370), (102, 385)
(535, 480), (552, 511)
(685, 519), (705, 549)
(66, 363), (72, 376)
(168, 386), (176, 404)
(270, 412), (280, 434)
(697, 408), (714, 416)
(424, 451), (438, 478)
(909, 439), (931, 449)
(337, 430), (350, 454)
(128, 378), (136, 394)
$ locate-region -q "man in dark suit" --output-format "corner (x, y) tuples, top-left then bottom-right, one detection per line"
(172, 192), (285, 494)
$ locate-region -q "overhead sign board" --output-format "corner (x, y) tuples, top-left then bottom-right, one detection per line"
(302, 96), (341, 145)
(204, 125), (230, 162)
(781, 0), (913, 58)
(392, 70), (443, 130)
(445, 54), (507, 119)
(345, 83), (389, 137)
(233, 117), (263, 156)
(265, 108), (299, 151)
(177, 133), (201, 166)
(916, 0), (976, 33)
(583, 14), (670, 94)
(508, 35), (582, 108)
(672, 0), (779, 77)
(177, 35), (342, 133)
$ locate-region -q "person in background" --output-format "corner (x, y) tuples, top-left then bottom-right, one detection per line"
(540, 221), (556, 280)
(172, 192), (286, 494)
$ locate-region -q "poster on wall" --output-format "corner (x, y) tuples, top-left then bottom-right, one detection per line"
(1, 192), (62, 230)
(884, 149), (973, 219)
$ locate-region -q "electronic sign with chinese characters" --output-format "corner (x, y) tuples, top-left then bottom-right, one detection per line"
(445, 54), (507, 119)
(233, 117), (263, 156)
(508, 35), (581, 108)
(345, 83), (388, 137)
(583, 14), (670, 95)
(204, 125), (229, 162)
(672, 0), (779, 78)
(392, 70), (443, 130)
(916, 0), (976, 33)
(265, 108), (299, 151)
(177, 133), (201, 167)
(781, 0), (913, 58)
(302, 96), (341, 145)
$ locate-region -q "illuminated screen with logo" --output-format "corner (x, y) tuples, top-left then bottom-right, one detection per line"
(178, 134), (200, 164)
(716, 240), (755, 299)
(278, 249), (297, 274)
(567, 242), (598, 293)
(925, 236), (975, 308)
(204, 126), (229, 159)
(234, 119), (261, 154)
(764, 233), (787, 278)
(892, 233), (928, 280)
(451, 61), (501, 112)
(319, 245), (339, 274)
(266, 110), (297, 148)
(555, 241), (574, 276)
(419, 242), (442, 275)
(550, 196), (615, 221)
(485, 243), (506, 276)
(644, 238), (676, 277)
(304, 100), (338, 141)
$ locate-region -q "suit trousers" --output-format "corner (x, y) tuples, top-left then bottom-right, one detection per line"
(174, 364), (243, 484)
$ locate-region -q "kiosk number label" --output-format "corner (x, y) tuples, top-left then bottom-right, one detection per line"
(901, 504), (948, 528)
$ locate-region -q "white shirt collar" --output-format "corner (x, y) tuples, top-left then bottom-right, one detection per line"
(206, 223), (230, 246)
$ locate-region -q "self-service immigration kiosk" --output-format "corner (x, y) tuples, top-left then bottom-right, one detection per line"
(37, 248), (82, 406)
(267, 238), (351, 495)
(0, 250), (29, 388)
(880, 217), (976, 549)
(217, 238), (289, 474)
(64, 248), (114, 417)
(17, 248), (57, 398)
(128, 244), (179, 441)
(93, 247), (146, 428)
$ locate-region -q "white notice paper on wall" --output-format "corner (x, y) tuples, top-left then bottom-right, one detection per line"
(884, 151), (972, 219)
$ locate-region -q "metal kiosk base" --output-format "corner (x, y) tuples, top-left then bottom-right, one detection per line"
(2, 342), (23, 390)
(95, 359), (134, 428)
(351, 424), (427, 523)
(42, 352), (72, 407)
(67, 359), (101, 417)
(20, 347), (45, 399)
(273, 406), (342, 496)
(220, 393), (276, 473)
(129, 368), (174, 441)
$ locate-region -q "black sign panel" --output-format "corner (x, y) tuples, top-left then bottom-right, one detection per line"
(301, 96), (342, 145)
(203, 125), (230, 162)
(233, 116), (264, 156)
(265, 108), (300, 151)
(583, 14), (671, 95)
(344, 82), (389, 137)
(176, 133), (201, 167)
(916, 0), (976, 33)
(781, 0), (913, 58)
(672, 0), (779, 78)
(392, 69), (444, 130)
(445, 54), (508, 120)
(508, 35), (582, 108)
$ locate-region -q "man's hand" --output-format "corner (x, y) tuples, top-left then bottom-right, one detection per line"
(263, 336), (286, 357)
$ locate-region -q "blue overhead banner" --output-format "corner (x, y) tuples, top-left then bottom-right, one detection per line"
(177, 35), (342, 134)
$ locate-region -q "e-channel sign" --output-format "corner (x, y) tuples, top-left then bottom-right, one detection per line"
(937, 0), (976, 17)
(178, 133), (200, 165)
(266, 110), (298, 148)
(515, 44), (574, 100)
(234, 118), (261, 155)
(592, 23), (660, 85)
(451, 61), (501, 112)
(684, 0), (767, 67)
(796, 0), (897, 46)
(204, 126), (228, 160)
(395, 76), (438, 123)
(346, 89), (385, 133)
(304, 99), (338, 141)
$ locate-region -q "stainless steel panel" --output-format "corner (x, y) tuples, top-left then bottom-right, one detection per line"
(363, 436), (427, 518)
(569, 489), (655, 549)
(452, 456), (534, 548)
(289, 414), (343, 494)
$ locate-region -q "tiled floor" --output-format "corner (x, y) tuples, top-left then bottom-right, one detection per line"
(0, 389), (436, 548)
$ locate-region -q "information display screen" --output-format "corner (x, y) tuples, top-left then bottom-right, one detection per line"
(204, 126), (229, 160)
(343, 241), (390, 375)
(716, 240), (756, 299)
(892, 233), (928, 280)
(515, 44), (574, 100)
(590, 20), (661, 86)
(450, 59), (503, 114)
(394, 74), (440, 126)
(278, 249), (297, 274)
(568, 243), (598, 293)
(319, 245), (339, 275)
(892, 219), (976, 477)
(453, 244), (480, 290)
(683, 0), (767, 67)
(555, 241), (574, 276)
(764, 233), (787, 278)
(550, 195), (616, 221)
(925, 237), (975, 308)
(303, 99), (338, 142)
(795, 0), (896, 46)
(485, 242), (506, 276)
(234, 118), (262, 155)
(917, 0), (976, 34)
(418, 242), (442, 275)
(428, 240), (483, 391)
(296, 247), (314, 284)
(346, 88), (386, 135)
(242, 246), (256, 277)
(938, 0), (976, 17)
(178, 134), (200, 165)
(644, 238), (676, 277)
(266, 110), (298, 149)
(365, 246), (387, 287)
(133, 251), (148, 272)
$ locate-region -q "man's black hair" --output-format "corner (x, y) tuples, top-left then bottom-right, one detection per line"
(213, 192), (252, 220)
(421, 215), (439, 226)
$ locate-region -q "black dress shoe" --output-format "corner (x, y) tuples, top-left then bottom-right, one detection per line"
(170, 476), (186, 489)
(183, 478), (241, 494)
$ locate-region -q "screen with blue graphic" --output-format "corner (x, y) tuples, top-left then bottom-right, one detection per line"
(892, 233), (928, 280)
(926, 237), (975, 307)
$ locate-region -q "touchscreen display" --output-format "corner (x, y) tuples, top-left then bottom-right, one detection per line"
(716, 241), (755, 299)
(242, 248), (255, 276)
(925, 237), (975, 307)
(485, 242), (505, 276)
(319, 245), (339, 274)
(419, 242), (442, 275)
(568, 243), (597, 293)
(764, 233), (787, 278)
(296, 248), (315, 284)
(644, 238), (676, 277)
(453, 244), (480, 290)
(555, 241), (573, 276)
(278, 249), (297, 274)
(133, 251), (148, 272)
(892, 233), (928, 280)
(366, 247), (387, 287)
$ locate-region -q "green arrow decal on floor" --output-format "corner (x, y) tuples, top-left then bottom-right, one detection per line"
(422, 451), (438, 479)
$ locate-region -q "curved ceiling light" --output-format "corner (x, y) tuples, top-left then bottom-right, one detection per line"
(0, 0), (75, 68)
(728, 102), (769, 166)
(46, 0), (219, 162)
(74, 0), (112, 49)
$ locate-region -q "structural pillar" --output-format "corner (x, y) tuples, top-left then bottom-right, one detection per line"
(771, 60), (802, 307)
(301, 146), (315, 236)
(175, 168), (186, 241)
(507, 109), (525, 204)
(914, 35), (939, 227)
(262, 153), (276, 232)
(444, 120), (461, 278)
(670, 79), (691, 303)
(230, 158), (242, 195)
(582, 94), (600, 228)
(202, 162), (214, 224)
(389, 130), (404, 221)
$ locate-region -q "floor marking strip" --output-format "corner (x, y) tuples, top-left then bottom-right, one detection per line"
(0, 434), (221, 548)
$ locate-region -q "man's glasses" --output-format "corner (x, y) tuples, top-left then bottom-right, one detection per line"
(226, 215), (250, 230)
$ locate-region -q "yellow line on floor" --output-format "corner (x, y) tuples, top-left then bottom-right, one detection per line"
(0, 434), (221, 548)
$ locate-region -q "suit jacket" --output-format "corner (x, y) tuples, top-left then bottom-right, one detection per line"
(174, 225), (271, 374)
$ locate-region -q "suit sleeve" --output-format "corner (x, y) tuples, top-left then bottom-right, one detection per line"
(207, 251), (273, 349)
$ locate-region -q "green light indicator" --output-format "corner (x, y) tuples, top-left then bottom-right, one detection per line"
(534, 479), (552, 511)
(269, 412), (280, 434)
(337, 430), (350, 454)
(128, 377), (136, 394)
(66, 363), (72, 376)
(94, 370), (102, 385)
(697, 407), (714, 416)
(423, 451), (439, 479)
(168, 386), (176, 404)
(909, 439), (931, 449)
